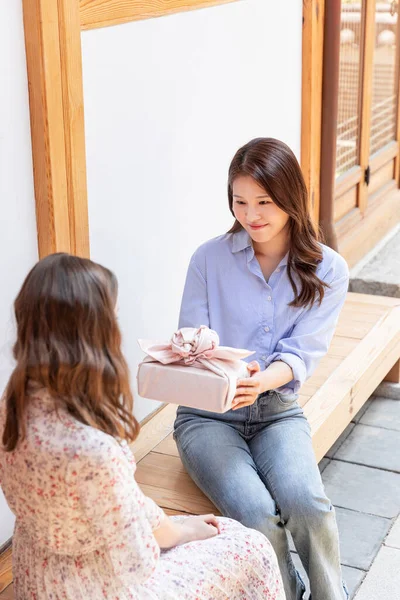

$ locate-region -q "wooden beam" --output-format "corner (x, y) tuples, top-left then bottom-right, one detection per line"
(23, 0), (89, 258)
(80, 0), (237, 30)
(301, 0), (325, 225)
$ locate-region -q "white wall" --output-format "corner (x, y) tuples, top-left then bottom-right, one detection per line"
(0, 2), (38, 545)
(82, 0), (302, 421)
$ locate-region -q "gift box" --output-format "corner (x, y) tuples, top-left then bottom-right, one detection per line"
(137, 326), (254, 413)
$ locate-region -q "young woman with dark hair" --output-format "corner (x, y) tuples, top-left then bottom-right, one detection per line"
(175, 138), (349, 600)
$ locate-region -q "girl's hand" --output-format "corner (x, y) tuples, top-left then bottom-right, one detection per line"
(179, 514), (220, 544)
(232, 361), (262, 411)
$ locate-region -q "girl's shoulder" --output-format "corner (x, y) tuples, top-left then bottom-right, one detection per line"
(317, 243), (350, 283)
(190, 233), (233, 268)
(193, 233), (232, 256)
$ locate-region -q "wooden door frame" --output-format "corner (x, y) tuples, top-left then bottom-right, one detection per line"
(24, 0), (323, 258)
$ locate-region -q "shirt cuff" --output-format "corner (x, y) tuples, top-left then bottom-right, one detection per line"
(264, 352), (307, 394)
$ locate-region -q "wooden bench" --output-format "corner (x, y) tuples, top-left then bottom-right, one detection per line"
(1, 292), (400, 598)
(132, 292), (400, 516)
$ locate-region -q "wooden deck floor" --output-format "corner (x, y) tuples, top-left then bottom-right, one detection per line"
(0, 547), (12, 600)
(1, 292), (400, 599)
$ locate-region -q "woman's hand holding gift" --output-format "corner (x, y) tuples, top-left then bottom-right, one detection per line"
(232, 361), (263, 410)
(232, 359), (295, 410)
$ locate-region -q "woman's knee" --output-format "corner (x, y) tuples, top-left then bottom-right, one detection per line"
(223, 497), (281, 538)
(283, 490), (335, 530)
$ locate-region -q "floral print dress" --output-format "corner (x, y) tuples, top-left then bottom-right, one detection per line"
(0, 389), (285, 600)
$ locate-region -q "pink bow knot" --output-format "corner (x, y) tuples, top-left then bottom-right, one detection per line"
(138, 326), (254, 366)
(169, 326), (219, 364)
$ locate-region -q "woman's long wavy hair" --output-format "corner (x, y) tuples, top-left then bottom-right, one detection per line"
(228, 137), (328, 308)
(2, 253), (140, 452)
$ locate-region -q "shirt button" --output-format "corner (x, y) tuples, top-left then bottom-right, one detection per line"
(262, 355), (268, 361)
(276, 268), (281, 273)
(267, 296), (272, 301)
(264, 326), (270, 333)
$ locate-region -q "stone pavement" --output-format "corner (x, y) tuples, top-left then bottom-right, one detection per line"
(290, 382), (400, 599)
(329, 222), (400, 598)
(349, 224), (400, 298)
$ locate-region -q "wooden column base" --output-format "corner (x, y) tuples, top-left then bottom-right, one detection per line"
(385, 359), (400, 383)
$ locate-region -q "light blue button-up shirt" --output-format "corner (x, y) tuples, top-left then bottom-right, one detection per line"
(179, 228), (349, 394)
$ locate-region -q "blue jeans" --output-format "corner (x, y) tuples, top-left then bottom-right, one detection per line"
(174, 391), (348, 600)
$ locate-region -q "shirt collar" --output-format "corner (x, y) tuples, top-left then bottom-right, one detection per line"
(231, 228), (252, 253)
(231, 228), (289, 267)
(277, 252), (289, 268)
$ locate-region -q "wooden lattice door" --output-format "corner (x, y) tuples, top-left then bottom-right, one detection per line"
(334, 0), (400, 225)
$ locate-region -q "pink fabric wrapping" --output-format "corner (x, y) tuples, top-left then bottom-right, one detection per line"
(137, 326), (255, 413)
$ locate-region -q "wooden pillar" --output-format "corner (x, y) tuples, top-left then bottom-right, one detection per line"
(23, 0), (89, 258)
(301, 0), (325, 226)
(319, 0), (341, 250)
